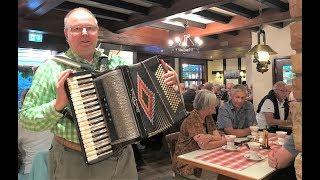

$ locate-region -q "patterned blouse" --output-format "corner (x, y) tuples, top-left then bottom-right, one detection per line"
(172, 109), (217, 178)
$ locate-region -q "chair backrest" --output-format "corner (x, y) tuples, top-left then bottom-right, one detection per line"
(165, 131), (180, 161)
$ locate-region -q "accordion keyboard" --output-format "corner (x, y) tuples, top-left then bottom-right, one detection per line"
(155, 65), (181, 113)
(66, 73), (113, 163)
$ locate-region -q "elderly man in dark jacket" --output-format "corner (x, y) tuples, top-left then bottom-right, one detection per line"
(183, 84), (197, 112)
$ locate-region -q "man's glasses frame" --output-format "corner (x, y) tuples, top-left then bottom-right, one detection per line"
(66, 26), (98, 34)
(276, 89), (289, 93)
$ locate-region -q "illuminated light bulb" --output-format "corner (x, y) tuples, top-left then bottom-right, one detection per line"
(181, 42), (187, 47)
(197, 39), (203, 46)
(174, 37), (180, 43)
(256, 51), (270, 62)
(194, 37), (200, 42)
(168, 40), (174, 46)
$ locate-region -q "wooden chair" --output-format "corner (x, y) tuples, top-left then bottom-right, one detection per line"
(165, 131), (180, 161)
(165, 131), (180, 178)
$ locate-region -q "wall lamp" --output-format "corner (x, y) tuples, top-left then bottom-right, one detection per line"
(240, 71), (246, 78)
(212, 71), (222, 79)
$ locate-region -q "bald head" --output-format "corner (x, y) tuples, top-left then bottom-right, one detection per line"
(64, 7), (98, 29)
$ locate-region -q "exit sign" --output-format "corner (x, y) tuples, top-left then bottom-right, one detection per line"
(28, 32), (43, 43)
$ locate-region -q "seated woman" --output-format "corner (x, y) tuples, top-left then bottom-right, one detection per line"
(172, 89), (227, 180)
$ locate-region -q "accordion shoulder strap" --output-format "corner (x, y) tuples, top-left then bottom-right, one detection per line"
(52, 55), (96, 72)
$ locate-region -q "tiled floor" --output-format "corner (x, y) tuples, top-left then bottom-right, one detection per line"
(137, 144), (175, 180)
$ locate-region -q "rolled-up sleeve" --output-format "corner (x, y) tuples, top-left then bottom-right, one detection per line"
(217, 106), (233, 130)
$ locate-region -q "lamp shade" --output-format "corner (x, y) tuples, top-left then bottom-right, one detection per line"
(248, 44), (277, 55)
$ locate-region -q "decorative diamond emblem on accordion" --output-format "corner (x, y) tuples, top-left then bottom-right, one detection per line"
(137, 74), (155, 124)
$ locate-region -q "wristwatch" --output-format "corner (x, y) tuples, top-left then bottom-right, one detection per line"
(59, 107), (73, 121)
(59, 107), (68, 116)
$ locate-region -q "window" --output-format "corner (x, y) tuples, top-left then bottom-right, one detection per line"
(181, 64), (204, 87)
(283, 65), (294, 85)
(273, 57), (292, 85)
(18, 48), (57, 108)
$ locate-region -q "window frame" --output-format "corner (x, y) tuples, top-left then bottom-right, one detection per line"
(179, 58), (207, 86)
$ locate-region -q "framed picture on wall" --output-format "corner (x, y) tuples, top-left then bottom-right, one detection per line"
(226, 79), (239, 85)
(224, 70), (240, 79)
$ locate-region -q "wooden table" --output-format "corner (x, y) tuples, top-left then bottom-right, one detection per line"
(177, 136), (281, 180)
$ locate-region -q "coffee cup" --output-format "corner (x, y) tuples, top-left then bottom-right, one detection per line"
(249, 125), (259, 132)
(247, 142), (260, 159)
(250, 131), (258, 141)
(225, 135), (236, 149)
(276, 131), (287, 144)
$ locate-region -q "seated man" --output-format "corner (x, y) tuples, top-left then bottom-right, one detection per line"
(172, 90), (226, 180)
(220, 82), (234, 104)
(268, 133), (300, 180)
(217, 84), (257, 137)
(183, 83), (197, 112)
(256, 81), (292, 134)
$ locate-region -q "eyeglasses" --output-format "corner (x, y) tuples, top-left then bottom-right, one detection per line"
(66, 26), (98, 34)
(276, 89), (289, 93)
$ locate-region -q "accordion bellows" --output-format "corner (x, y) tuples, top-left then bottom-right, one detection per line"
(65, 56), (188, 164)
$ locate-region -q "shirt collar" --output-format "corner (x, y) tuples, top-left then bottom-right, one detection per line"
(65, 49), (102, 68)
(228, 100), (248, 112)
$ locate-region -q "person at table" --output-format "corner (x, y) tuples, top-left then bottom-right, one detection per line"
(268, 133), (300, 180)
(183, 83), (197, 112)
(18, 89), (54, 180)
(256, 81), (292, 134)
(220, 82), (234, 104)
(172, 89), (226, 180)
(217, 84), (257, 137)
(203, 82), (220, 123)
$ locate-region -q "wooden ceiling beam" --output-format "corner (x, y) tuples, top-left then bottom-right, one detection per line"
(144, 0), (175, 8)
(135, 45), (251, 60)
(194, 10), (232, 24)
(149, 22), (185, 32)
(270, 22), (284, 29)
(225, 30), (239, 36)
(187, 9), (292, 37)
(172, 18), (206, 29)
(260, 0), (289, 12)
(90, 0), (149, 15)
(200, 30), (251, 51)
(99, 26), (169, 47)
(55, 1), (129, 21)
(107, 0), (235, 33)
(219, 3), (259, 19)
(19, 0), (66, 18)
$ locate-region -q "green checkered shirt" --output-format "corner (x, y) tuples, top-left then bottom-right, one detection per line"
(19, 49), (106, 143)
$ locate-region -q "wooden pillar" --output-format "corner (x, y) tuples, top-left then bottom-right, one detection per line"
(288, 0), (302, 179)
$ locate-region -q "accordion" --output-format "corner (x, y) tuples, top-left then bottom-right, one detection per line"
(64, 55), (188, 164)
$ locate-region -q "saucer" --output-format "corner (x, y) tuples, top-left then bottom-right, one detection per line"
(243, 153), (266, 161)
(247, 135), (254, 139)
(221, 145), (240, 151)
(274, 139), (284, 145)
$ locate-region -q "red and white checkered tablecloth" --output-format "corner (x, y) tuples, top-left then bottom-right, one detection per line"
(195, 135), (281, 171)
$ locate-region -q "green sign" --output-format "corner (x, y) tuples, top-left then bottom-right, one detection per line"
(28, 32), (43, 43)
